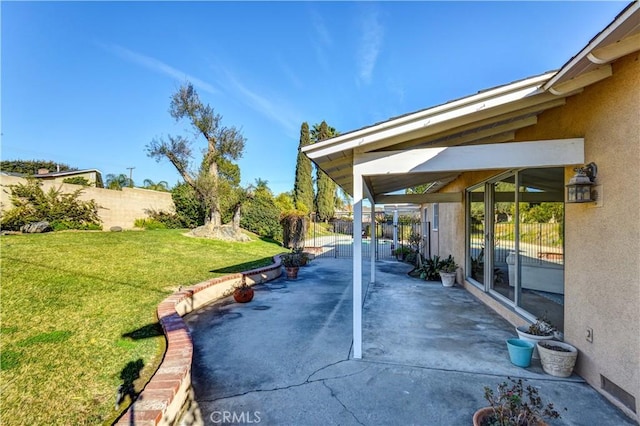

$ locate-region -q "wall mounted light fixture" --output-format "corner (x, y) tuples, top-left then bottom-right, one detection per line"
(566, 162), (598, 203)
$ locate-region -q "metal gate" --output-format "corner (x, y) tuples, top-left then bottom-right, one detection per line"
(306, 220), (430, 260)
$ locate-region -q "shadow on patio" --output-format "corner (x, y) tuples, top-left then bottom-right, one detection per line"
(184, 258), (634, 425)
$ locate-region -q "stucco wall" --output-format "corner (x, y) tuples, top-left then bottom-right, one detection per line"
(430, 53), (639, 419)
(0, 175), (174, 230)
(517, 53), (640, 418)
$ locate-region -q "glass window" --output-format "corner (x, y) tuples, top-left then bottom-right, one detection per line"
(432, 204), (439, 230)
(467, 186), (485, 286)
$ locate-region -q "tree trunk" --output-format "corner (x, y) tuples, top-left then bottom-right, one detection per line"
(232, 204), (241, 231)
(210, 210), (221, 227)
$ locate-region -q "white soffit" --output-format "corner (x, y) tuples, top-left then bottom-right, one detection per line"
(354, 139), (584, 176)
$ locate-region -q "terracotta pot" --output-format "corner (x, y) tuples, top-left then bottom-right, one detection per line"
(285, 266), (299, 279)
(473, 407), (494, 426)
(473, 407), (548, 426)
(233, 287), (254, 303)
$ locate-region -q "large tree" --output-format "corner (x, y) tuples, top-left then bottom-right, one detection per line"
(312, 121), (338, 222)
(146, 82), (246, 230)
(292, 122), (314, 213)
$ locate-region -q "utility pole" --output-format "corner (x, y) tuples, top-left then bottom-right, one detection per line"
(126, 167), (135, 188)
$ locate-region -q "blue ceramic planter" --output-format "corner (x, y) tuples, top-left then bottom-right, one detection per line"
(506, 338), (534, 367)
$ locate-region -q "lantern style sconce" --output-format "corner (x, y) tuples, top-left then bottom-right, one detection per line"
(566, 162), (597, 203)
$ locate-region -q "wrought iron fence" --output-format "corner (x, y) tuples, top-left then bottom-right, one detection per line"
(306, 220), (430, 260)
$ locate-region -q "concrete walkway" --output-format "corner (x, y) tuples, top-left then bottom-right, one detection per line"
(184, 258), (634, 425)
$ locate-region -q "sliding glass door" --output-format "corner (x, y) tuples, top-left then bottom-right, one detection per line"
(466, 168), (565, 331)
(490, 174), (516, 303)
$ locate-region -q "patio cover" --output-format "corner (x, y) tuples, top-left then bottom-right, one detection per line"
(301, 2), (640, 358)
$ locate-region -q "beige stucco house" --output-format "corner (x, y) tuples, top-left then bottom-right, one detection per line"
(27, 168), (105, 187)
(303, 3), (639, 421)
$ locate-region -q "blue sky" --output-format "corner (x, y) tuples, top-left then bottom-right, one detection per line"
(1, 1), (629, 195)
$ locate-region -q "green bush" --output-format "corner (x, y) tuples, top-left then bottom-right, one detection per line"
(0, 179), (101, 231)
(241, 190), (282, 240)
(62, 176), (91, 186)
(139, 210), (187, 229)
(411, 255), (450, 281)
(134, 218), (168, 230)
(52, 220), (102, 231)
(171, 182), (205, 228)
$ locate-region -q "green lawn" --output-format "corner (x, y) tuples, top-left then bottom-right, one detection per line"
(0, 229), (284, 425)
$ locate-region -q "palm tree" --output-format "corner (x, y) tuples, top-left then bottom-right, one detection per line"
(105, 173), (132, 190)
(142, 179), (170, 192)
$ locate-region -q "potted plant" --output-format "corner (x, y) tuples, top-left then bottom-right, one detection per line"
(473, 377), (562, 426)
(232, 279), (254, 303)
(281, 252), (302, 279)
(438, 255), (457, 287)
(515, 315), (556, 359)
(224, 278), (254, 303)
(392, 246), (412, 261)
(292, 248), (310, 266)
(537, 340), (578, 378)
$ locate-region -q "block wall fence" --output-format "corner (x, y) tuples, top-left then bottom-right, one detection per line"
(0, 175), (174, 230)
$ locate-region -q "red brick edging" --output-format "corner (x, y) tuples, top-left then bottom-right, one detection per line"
(115, 256), (283, 426)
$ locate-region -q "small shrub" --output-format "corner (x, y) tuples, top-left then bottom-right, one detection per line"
(134, 218), (167, 230)
(413, 255), (448, 281)
(51, 220), (102, 231)
(481, 377), (562, 425)
(139, 209), (189, 229)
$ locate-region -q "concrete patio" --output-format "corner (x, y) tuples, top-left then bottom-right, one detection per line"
(183, 258), (634, 425)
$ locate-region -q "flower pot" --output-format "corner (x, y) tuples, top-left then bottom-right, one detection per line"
(515, 325), (554, 359)
(285, 266), (299, 279)
(473, 407), (548, 426)
(537, 340), (578, 377)
(440, 272), (456, 287)
(506, 338), (534, 368)
(472, 407), (494, 426)
(233, 287), (254, 303)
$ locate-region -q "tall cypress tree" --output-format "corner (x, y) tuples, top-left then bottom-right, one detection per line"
(293, 122), (314, 213)
(313, 121), (338, 222)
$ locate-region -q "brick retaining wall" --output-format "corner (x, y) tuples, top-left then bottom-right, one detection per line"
(115, 256), (283, 426)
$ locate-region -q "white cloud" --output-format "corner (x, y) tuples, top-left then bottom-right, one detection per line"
(100, 43), (218, 95)
(309, 8), (332, 72)
(220, 69), (301, 137)
(278, 57), (304, 90)
(357, 10), (384, 85)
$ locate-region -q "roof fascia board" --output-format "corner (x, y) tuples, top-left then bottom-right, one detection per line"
(302, 73), (554, 157)
(307, 85), (556, 161)
(353, 139), (584, 176)
(588, 32), (640, 64)
(544, 2), (639, 90)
